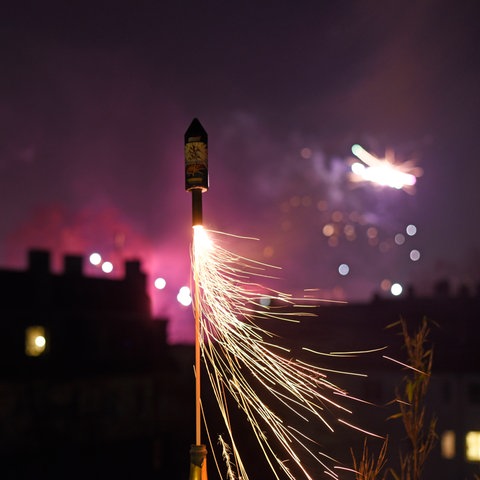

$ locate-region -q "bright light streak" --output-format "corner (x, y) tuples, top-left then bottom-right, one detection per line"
(350, 144), (421, 191)
(101, 261), (113, 273)
(89, 252), (102, 265)
(192, 227), (380, 479)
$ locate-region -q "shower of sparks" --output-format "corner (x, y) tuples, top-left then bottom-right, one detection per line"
(192, 226), (383, 480)
(349, 144), (423, 192)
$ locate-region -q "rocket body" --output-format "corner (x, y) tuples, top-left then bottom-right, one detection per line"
(185, 118), (209, 192)
(185, 120), (209, 471)
(185, 118), (208, 226)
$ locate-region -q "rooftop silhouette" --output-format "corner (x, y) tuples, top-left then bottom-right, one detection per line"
(0, 249), (479, 479)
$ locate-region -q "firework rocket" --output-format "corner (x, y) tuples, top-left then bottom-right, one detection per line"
(185, 118), (208, 226)
(185, 118), (209, 480)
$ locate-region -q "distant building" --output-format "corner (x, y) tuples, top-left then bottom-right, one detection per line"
(0, 250), (194, 479)
(256, 284), (480, 479)
(1, 251), (479, 479)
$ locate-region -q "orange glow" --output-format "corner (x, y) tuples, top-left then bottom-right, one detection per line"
(25, 326), (47, 356)
(322, 223), (335, 237)
(367, 227), (378, 239)
(441, 430), (455, 459)
(380, 279), (392, 291)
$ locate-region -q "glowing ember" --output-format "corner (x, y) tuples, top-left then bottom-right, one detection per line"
(192, 227), (382, 479)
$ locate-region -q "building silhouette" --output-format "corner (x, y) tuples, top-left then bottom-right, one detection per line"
(257, 283), (480, 479)
(0, 250), (194, 479)
(0, 250), (479, 479)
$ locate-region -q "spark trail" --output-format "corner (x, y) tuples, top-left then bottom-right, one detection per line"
(192, 226), (382, 480)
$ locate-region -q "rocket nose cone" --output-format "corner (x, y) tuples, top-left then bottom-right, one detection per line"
(185, 118), (207, 139)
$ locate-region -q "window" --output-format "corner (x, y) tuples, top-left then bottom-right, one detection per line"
(468, 384), (480, 404)
(441, 430), (455, 459)
(25, 326), (47, 357)
(466, 431), (480, 462)
(442, 380), (451, 403)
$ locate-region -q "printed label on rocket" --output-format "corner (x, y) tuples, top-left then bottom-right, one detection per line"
(185, 141), (208, 191)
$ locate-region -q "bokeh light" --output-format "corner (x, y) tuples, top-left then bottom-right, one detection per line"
(410, 249), (421, 261)
(380, 279), (392, 291)
(89, 252), (102, 265)
(394, 233), (405, 245)
(322, 224), (335, 237)
(300, 147), (312, 159)
(338, 263), (350, 276)
(101, 261), (113, 273)
(390, 283), (403, 296)
(259, 297), (272, 307)
(406, 224), (417, 236)
(154, 277), (167, 290)
(177, 286), (192, 306)
(34, 335), (46, 348)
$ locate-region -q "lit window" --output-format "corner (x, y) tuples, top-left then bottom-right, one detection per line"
(259, 297), (271, 307)
(466, 431), (480, 461)
(441, 430), (455, 459)
(25, 326), (47, 357)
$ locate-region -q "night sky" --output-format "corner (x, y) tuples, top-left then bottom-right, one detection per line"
(2, 1), (479, 342)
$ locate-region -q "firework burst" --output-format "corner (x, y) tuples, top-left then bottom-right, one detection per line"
(349, 144), (423, 192)
(192, 226), (382, 479)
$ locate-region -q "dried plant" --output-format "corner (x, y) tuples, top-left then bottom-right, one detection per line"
(351, 436), (389, 480)
(386, 316), (438, 480)
(351, 317), (437, 480)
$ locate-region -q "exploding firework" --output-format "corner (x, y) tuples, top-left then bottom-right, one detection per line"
(349, 144), (422, 192)
(192, 227), (383, 479)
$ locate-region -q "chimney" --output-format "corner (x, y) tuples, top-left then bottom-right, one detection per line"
(125, 259), (143, 278)
(125, 259), (146, 291)
(64, 254), (83, 276)
(28, 250), (51, 273)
